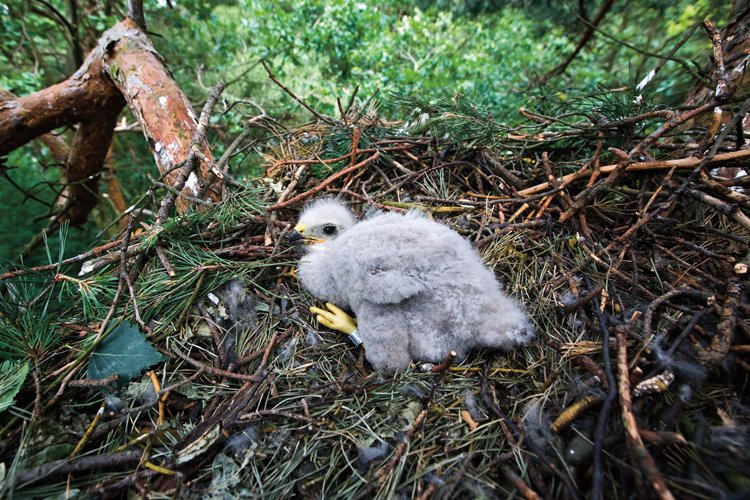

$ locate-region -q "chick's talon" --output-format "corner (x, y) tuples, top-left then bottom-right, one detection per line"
(309, 302), (357, 335)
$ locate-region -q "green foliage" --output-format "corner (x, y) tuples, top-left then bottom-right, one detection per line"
(0, 360), (29, 413)
(87, 321), (163, 383)
(0, 282), (61, 362)
(393, 92), (511, 148)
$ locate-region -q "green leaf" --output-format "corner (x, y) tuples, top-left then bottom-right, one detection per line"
(88, 322), (164, 383)
(0, 360), (30, 413)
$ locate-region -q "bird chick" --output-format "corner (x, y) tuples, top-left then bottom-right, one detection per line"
(290, 198), (534, 372)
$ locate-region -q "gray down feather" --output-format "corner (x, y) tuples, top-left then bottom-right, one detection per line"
(295, 198), (534, 371)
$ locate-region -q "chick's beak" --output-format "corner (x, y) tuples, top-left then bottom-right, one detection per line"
(289, 229), (304, 245)
(289, 222), (325, 246)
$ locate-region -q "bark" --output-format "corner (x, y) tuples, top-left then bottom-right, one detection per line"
(100, 18), (222, 211)
(0, 88), (70, 163)
(61, 112), (120, 223)
(0, 55), (123, 154)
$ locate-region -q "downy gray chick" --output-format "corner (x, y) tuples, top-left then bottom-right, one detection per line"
(290, 198), (534, 372)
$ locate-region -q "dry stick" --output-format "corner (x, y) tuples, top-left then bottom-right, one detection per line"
(268, 144), (411, 168)
(239, 409), (318, 427)
(499, 462), (540, 500)
(31, 367), (42, 421)
(261, 60), (335, 125)
(562, 285), (604, 313)
(668, 97), (750, 203)
(518, 146), (750, 197)
(616, 325), (676, 500)
(631, 101), (718, 157)
(675, 181), (750, 231)
(119, 215), (147, 332)
(69, 401), (106, 460)
(587, 279), (617, 500)
(541, 0), (615, 83)
(430, 350), (457, 373)
(559, 102), (718, 222)
(172, 346), (260, 382)
(703, 19), (729, 102)
(643, 287), (710, 340)
(704, 277), (740, 366)
(195, 118), (258, 201)
(68, 374), (120, 387)
(13, 450), (142, 487)
(550, 155), (683, 292)
(475, 220), (546, 248)
(238, 329), (293, 365)
(154, 243), (176, 277)
(372, 409), (428, 492)
(266, 151), (380, 211)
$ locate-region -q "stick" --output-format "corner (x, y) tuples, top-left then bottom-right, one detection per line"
(266, 152), (380, 211)
(616, 325), (676, 500)
(518, 145), (750, 197)
(13, 451), (142, 486)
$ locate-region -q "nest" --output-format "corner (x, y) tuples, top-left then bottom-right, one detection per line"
(1, 88), (749, 498)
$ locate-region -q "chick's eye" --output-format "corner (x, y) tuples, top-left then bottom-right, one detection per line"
(322, 225), (337, 235)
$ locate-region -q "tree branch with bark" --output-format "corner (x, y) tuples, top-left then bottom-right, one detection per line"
(0, 14), (222, 226)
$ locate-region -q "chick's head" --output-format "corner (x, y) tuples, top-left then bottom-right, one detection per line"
(289, 198), (356, 248)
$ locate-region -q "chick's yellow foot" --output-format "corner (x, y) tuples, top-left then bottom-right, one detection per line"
(310, 302), (357, 335)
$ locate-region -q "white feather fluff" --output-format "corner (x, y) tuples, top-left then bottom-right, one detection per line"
(295, 198), (534, 371)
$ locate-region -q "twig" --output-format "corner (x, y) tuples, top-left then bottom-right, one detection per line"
(541, 0), (616, 84)
(266, 151), (380, 211)
(13, 451), (142, 487)
(68, 374), (120, 387)
(155, 82), (225, 224)
(430, 350), (457, 373)
(69, 401), (106, 459)
(155, 243), (176, 277)
(499, 462), (540, 500)
(587, 279), (617, 500)
(616, 324), (676, 500)
(563, 285), (604, 313)
(172, 346), (260, 382)
(370, 409), (428, 493)
(703, 19), (729, 102)
(261, 60), (335, 125)
(518, 147), (750, 197)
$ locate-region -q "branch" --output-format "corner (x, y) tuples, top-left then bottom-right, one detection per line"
(266, 151), (380, 211)
(13, 451), (142, 487)
(616, 324), (676, 500)
(261, 60), (336, 125)
(518, 147), (750, 197)
(703, 19), (729, 102)
(128, 0), (146, 29)
(541, 0), (616, 84)
(0, 50), (123, 155)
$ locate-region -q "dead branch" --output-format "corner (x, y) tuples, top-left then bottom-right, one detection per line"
(12, 450), (142, 487)
(541, 0), (616, 84)
(519, 147), (750, 197)
(616, 324), (676, 500)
